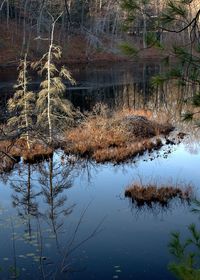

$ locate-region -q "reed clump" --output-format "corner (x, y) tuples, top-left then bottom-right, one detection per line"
(125, 183), (193, 207)
(64, 106), (173, 163)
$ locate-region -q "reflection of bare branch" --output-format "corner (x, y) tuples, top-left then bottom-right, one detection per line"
(63, 216), (105, 264)
(11, 164), (39, 218)
(11, 163), (40, 242)
(60, 201), (106, 273)
(0, 151), (106, 279)
(39, 156), (74, 236)
(63, 202), (92, 256)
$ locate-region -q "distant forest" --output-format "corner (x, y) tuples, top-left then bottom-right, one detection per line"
(0, 0), (200, 63)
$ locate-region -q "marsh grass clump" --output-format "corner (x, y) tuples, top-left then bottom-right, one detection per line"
(0, 138), (53, 165)
(125, 183), (193, 207)
(64, 105), (173, 163)
(93, 139), (163, 163)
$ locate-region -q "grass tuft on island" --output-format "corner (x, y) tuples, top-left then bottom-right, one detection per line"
(125, 183), (193, 207)
(64, 107), (174, 163)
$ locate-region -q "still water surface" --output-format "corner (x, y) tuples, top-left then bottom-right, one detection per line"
(0, 61), (200, 279)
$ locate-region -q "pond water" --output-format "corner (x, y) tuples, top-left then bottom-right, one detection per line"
(0, 60), (200, 280)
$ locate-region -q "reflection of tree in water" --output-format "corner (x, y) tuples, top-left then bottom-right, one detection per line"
(69, 62), (197, 119)
(11, 163), (39, 238)
(0, 154), (103, 279)
(181, 128), (200, 155)
(0, 163), (40, 278)
(68, 62), (160, 111)
(37, 155), (75, 247)
(36, 154), (103, 278)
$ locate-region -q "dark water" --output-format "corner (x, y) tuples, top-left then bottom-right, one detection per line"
(0, 61), (200, 280)
(0, 61), (163, 112)
(66, 62), (160, 111)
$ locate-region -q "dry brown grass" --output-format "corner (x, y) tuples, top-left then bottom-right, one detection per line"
(22, 145), (53, 163)
(114, 108), (153, 119)
(125, 183), (193, 207)
(0, 155), (20, 173)
(0, 138), (53, 166)
(93, 139), (162, 163)
(64, 107), (173, 163)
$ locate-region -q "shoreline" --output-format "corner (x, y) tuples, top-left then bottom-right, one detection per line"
(0, 47), (167, 69)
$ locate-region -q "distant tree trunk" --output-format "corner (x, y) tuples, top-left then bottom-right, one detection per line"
(142, 5), (147, 49)
(21, 0), (29, 55)
(36, 0), (45, 51)
(6, 0), (9, 27)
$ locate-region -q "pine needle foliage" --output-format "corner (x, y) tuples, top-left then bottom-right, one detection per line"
(120, 0), (140, 23)
(7, 53), (35, 149)
(145, 32), (164, 49)
(168, 224), (200, 280)
(32, 13), (76, 144)
(161, 1), (188, 25)
(119, 42), (138, 56)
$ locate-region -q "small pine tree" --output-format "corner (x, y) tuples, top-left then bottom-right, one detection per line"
(33, 13), (76, 145)
(7, 53), (35, 149)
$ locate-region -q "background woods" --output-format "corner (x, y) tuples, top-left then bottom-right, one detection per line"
(0, 0), (199, 63)
(0, 2), (200, 280)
